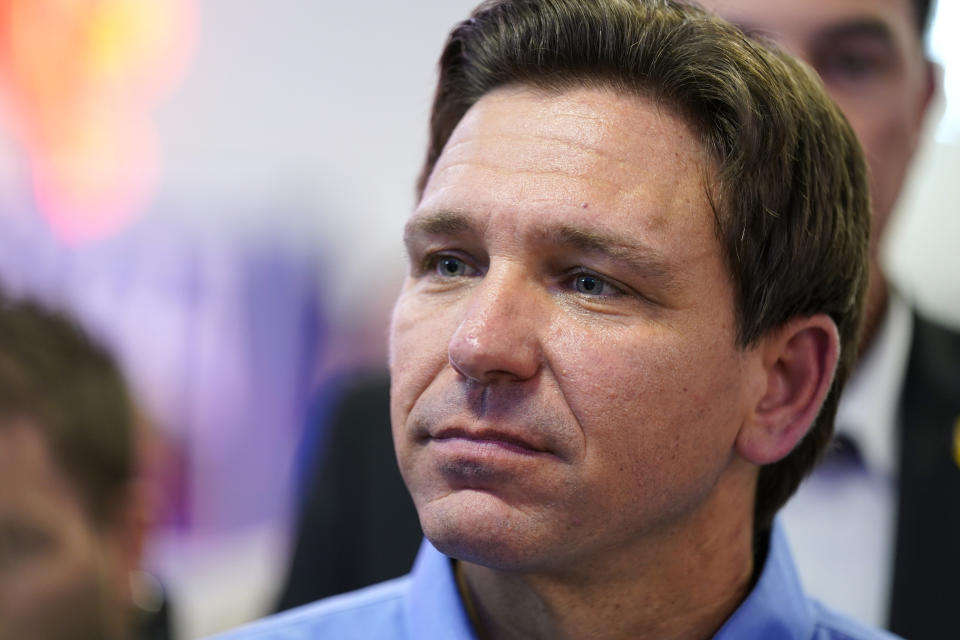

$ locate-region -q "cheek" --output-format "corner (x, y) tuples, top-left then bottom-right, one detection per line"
(388, 290), (454, 423)
(551, 321), (744, 471)
(865, 113), (914, 204)
(0, 569), (109, 640)
(0, 533), (101, 621)
(833, 96), (918, 233)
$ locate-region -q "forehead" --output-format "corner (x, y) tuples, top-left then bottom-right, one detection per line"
(0, 421), (79, 507)
(419, 85), (715, 251)
(698, 0), (921, 53)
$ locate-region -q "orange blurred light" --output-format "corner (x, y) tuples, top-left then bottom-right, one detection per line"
(0, 0), (197, 244)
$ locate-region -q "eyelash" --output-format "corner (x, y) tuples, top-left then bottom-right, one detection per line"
(815, 48), (892, 85)
(423, 253), (625, 299)
(423, 253), (480, 279)
(564, 269), (624, 298)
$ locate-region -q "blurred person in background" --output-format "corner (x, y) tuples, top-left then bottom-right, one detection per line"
(277, 1), (959, 638)
(0, 296), (169, 640)
(695, 1), (959, 637)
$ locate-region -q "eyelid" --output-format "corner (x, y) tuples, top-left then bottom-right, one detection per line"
(821, 48), (886, 66)
(815, 40), (894, 71)
(564, 267), (627, 297)
(421, 250), (484, 278)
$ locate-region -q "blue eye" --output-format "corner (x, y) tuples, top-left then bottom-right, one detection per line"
(574, 273), (611, 296)
(435, 256), (470, 277)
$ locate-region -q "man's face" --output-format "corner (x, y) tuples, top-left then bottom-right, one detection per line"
(390, 85), (762, 572)
(0, 421), (130, 640)
(699, 0), (933, 256)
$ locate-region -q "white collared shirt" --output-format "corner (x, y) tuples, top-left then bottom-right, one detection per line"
(780, 293), (913, 629)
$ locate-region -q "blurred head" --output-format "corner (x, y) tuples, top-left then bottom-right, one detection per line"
(396, 0), (869, 560)
(0, 298), (146, 640)
(697, 0), (936, 342)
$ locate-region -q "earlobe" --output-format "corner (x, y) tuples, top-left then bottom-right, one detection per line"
(736, 314), (840, 465)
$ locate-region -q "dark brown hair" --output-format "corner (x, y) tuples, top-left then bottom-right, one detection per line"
(914, 0), (934, 40)
(0, 297), (134, 526)
(417, 0), (870, 532)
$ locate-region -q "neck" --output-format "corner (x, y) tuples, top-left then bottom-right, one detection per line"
(456, 463), (757, 640)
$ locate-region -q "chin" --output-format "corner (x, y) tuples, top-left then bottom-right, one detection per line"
(417, 489), (549, 571)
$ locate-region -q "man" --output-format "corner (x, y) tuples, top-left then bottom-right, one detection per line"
(280, 2), (957, 634)
(232, 1), (885, 637)
(693, 2), (958, 637)
(0, 297), (168, 640)
(278, 0), (959, 635)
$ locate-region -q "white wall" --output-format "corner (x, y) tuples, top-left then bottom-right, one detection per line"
(886, 1), (960, 328)
(888, 136), (960, 328)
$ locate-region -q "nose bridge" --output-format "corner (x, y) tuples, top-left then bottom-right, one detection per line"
(448, 263), (542, 383)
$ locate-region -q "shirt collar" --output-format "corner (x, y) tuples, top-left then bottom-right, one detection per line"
(408, 521), (812, 640)
(833, 293), (913, 477)
(714, 521), (814, 640)
(406, 539), (477, 639)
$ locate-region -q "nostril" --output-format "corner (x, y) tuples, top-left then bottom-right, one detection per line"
(448, 352), (476, 382)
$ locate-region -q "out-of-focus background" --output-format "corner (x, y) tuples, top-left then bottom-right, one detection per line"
(0, 1), (955, 638)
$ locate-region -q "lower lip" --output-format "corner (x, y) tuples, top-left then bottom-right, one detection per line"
(425, 437), (556, 488)
(428, 436), (547, 459)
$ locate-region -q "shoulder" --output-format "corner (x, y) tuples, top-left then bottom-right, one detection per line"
(912, 312), (960, 353)
(913, 312), (960, 341)
(902, 311), (960, 424)
(209, 576), (411, 640)
(718, 523), (901, 640)
(909, 312), (960, 379)
(808, 600), (903, 640)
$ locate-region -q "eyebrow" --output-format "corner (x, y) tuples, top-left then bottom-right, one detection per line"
(816, 18), (895, 43)
(539, 225), (677, 289)
(404, 210), (473, 244)
(405, 211), (677, 289)
(734, 17), (896, 50)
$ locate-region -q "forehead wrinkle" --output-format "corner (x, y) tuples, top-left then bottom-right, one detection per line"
(439, 131), (650, 174)
(430, 143), (687, 208)
(428, 159), (640, 201)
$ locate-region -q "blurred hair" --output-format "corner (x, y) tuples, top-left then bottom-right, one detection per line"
(0, 296), (134, 526)
(418, 0), (870, 532)
(914, 0), (934, 41)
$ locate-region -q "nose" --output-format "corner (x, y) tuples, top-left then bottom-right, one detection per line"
(447, 268), (543, 384)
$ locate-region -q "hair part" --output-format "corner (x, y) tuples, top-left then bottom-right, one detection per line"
(0, 297), (135, 526)
(418, 0), (870, 532)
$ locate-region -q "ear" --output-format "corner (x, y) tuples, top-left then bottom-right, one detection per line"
(118, 479), (154, 572)
(736, 314), (840, 465)
(100, 479), (154, 591)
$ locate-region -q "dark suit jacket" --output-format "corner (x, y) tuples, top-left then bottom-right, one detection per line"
(277, 315), (960, 638)
(275, 373), (422, 610)
(888, 313), (960, 639)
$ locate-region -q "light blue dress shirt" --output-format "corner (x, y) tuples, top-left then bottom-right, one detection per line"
(213, 522), (900, 639)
